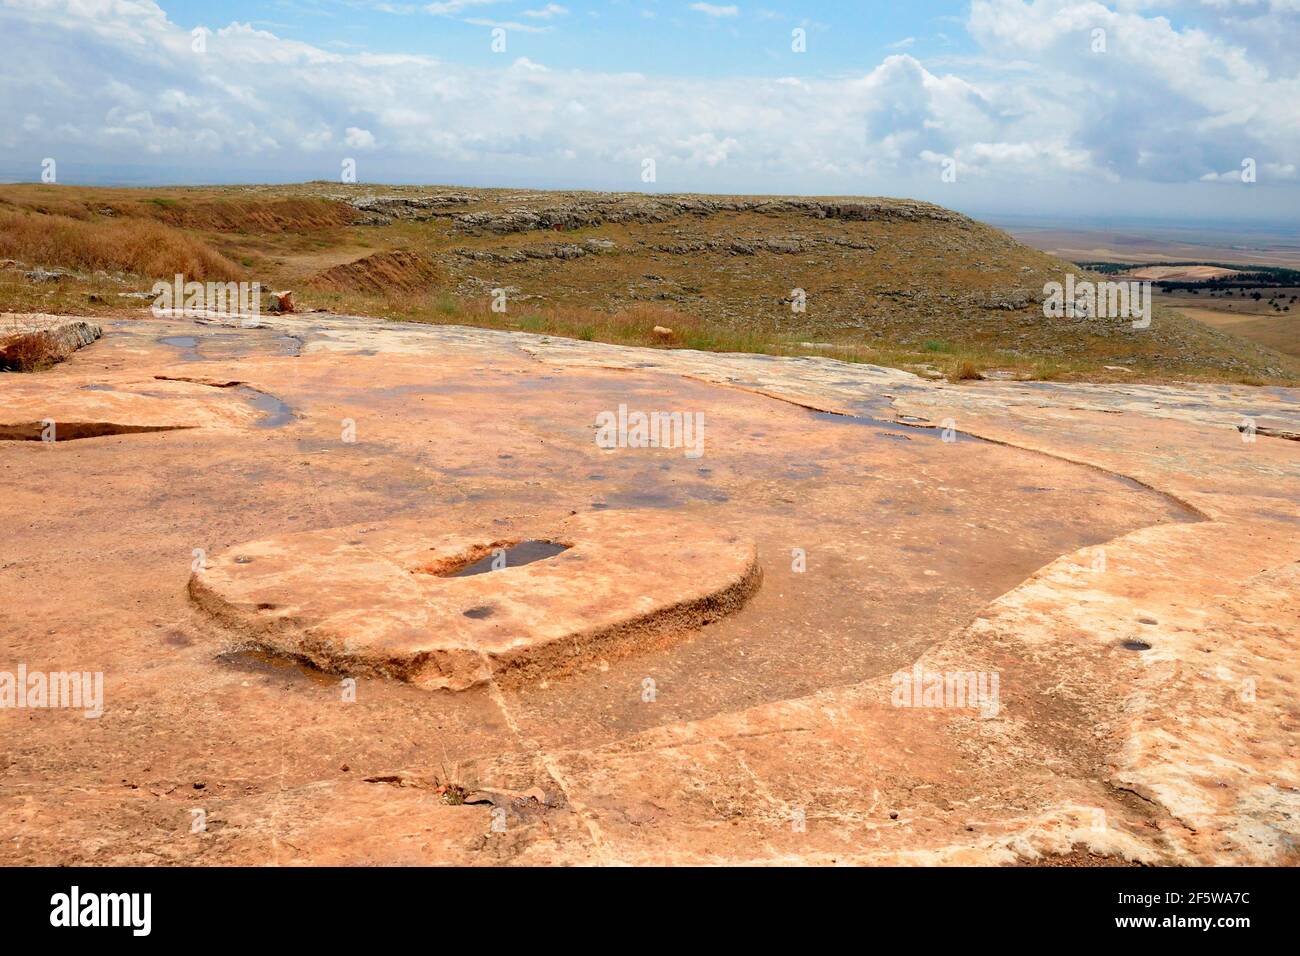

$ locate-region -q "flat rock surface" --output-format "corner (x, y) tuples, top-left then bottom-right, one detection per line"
(190, 511), (760, 690)
(1, 310), (1296, 866)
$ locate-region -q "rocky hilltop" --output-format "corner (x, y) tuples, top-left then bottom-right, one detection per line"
(0, 182), (1293, 381)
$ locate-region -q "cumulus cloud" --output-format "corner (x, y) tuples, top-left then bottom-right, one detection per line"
(0, 0), (1296, 212)
(345, 127), (377, 150)
(965, 0), (1300, 185)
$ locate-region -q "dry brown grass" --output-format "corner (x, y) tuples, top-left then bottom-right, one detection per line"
(947, 358), (984, 382)
(0, 330), (60, 372)
(143, 196), (356, 234)
(0, 209), (241, 281)
(0, 187), (354, 234)
(333, 289), (787, 356)
(308, 250), (442, 295)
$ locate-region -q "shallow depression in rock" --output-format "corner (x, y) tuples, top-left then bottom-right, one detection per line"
(448, 540), (570, 577)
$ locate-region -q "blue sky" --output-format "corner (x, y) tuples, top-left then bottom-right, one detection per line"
(2, 1), (1298, 223)
(158, 1), (977, 76)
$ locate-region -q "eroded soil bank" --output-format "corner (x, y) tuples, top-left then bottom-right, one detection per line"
(1, 312), (1296, 865)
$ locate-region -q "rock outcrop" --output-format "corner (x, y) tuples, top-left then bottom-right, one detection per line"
(0, 315), (102, 370)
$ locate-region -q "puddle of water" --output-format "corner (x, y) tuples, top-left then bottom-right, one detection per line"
(158, 330), (305, 362)
(139, 377), (292, 428)
(158, 335), (202, 362)
(810, 409), (966, 441)
(1122, 640), (1152, 651)
(234, 386), (295, 429)
(450, 540), (569, 577)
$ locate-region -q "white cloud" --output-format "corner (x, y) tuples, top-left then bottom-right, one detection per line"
(0, 0), (1296, 217)
(672, 132), (741, 167)
(523, 3), (568, 18)
(345, 127), (377, 149)
(965, 0), (1300, 185)
(510, 57), (550, 72)
(689, 4), (740, 17)
(424, 0), (498, 14)
(463, 17), (553, 32)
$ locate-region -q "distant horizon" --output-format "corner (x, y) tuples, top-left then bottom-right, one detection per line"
(5, 172), (1299, 237)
